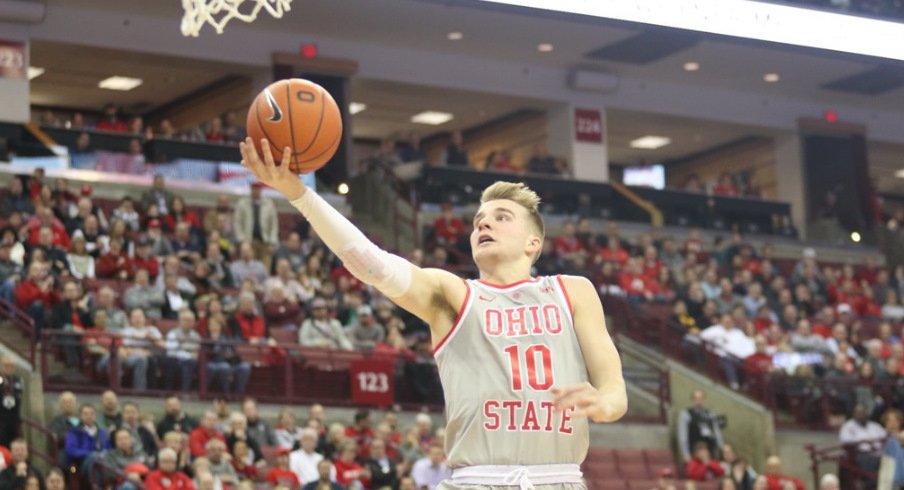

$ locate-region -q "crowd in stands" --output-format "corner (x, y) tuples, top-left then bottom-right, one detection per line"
(0, 168), (438, 399)
(38, 105), (247, 146)
(370, 130), (570, 178)
(1, 388), (449, 490)
(676, 172), (763, 199)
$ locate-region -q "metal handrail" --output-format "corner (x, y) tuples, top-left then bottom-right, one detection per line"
(0, 297), (37, 367)
(20, 416), (59, 469)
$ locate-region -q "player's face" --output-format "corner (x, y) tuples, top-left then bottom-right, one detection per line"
(470, 199), (540, 267)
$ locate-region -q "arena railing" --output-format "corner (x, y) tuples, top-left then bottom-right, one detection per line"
(39, 330), (445, 410)
(20, 416), (59, 471)
(806, 439), (882, 490)
(0, 297), (37, 367)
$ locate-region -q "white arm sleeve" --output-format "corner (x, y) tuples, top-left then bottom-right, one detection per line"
(290, 191), (412, 298)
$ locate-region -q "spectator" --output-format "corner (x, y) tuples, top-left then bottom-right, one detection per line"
(345, 305), (384, 351)
(111, 197), (141, 232)
(364, 438), (398, 490)
(161, 432), (193, 476)
(301, 460), (341, 490)
(274, 409), (303, 450)
(678, 390), (724, 463)
(229, 242), (268, 290)
(66, 232), (95, 280)
(14, 261), (59, 334)
(116, 309), (163, 390)
(266, 258), (308, 304)
(125, 269), (166, 320)
(242, 398), (278, 448)
(147, 220), (175, 257)
(96, 238), (134, 280)
(189, 412), (225, 459)
(93, 286), (127, 332)
(790, 319), (830, 355)
(699, 314), (754, 389)
(97, 390), (123, 431)
(224, 413), (262, 466)
(433, 203), (465, 247)
(33, 226), (70, 277)
(763, 456), (803, 490)
(267, 448), (300, 488)
(144, 448), (194, 490)
(410, 444), (450, 490)
(273, 231), (306, 273)
(525, 143), (562, 175)
(713, 173), (739, 197)
(115, 402), (156, 460)
(0, 177), (33, 217)
(156, 256), (196, 297)
(164, 308), (201, 392)
(0, 357), (23, 448)
(140, 175), (175, 216)
(839, 404), (885, 474)
(263, 285), (302, 330)
(203, 317), (251, 394)
(441, 131), (469, 167)
(299, 298), (353, 350)
(333, 441), (365, 489)
(204, 439), (237, 485)
(48, 392), (80, 442)
(170, 223), (202, 264)
(49, 280), (92, 367)
(598, 237), (629, 267)
(720, 444), (756, 488)
(162, 274), (193, 320)
(819, 473), (840, 490)
(686, 442), (725, 481)
(101, 428), (148, 485)
(553, 222), (587, 271)
(344, 410), (375, 459)
(290, 428), (329, 487)
(206, 117), (224, 143)
(0, 439), (44, 490)
(223, 112), (246, 143)
(228, 292), (268, 343)
(202, 195), (234, 238)
(156, 395), (198, 439)
(233, 183), (278, 269)
(96, 104), (128, 132)
(64, 404), (110, 471)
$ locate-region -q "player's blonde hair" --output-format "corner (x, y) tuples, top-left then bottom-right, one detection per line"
(480, 181), (545, 239)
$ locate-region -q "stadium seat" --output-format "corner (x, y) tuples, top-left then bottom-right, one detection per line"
(643, 449), (674, 468)
(614, 449), (647, 467)
(590, 477), (629, 490)
(270, 328), (298, 345)
(618, 463), (652, 480)
(627, 479), (659, 490)
(582, 460), (618, 478)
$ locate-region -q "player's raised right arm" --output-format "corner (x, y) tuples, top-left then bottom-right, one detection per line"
(239, 138), (464, 328)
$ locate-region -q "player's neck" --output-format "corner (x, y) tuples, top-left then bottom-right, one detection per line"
(478, 264), (532, 286)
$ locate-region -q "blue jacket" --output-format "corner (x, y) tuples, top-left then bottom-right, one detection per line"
(64, 425), (110, 464)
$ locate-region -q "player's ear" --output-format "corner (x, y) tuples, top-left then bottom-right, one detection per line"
(526, 234), (542, 256)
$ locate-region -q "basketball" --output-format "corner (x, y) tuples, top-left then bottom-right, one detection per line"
(245, 78), (343, 174)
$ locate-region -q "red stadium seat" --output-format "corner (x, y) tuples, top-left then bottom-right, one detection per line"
(582, 460), (618, 478)
(271, 328), (298, 345)
(627, 479), (659, 490)
(644, 449), (674, 468)
(589, 477), (629, 490)
(615, 449), (647, 467)
(618, 463), (652, 480)
(587, 447), (616, 461)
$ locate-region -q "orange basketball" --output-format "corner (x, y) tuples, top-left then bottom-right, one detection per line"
(246, 78), (342, 174)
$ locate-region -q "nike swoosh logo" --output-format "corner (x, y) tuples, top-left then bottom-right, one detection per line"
(265, 89), (282, 122)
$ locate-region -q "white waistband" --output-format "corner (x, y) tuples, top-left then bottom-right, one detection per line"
(451, 464), (583, 489)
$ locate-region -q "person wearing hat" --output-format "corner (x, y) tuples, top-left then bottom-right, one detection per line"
(233, 181), (278, 270)
(650, 467), (675, 490)
(344, 305), (385, 351)
(299, 298), (353, 350)
(267, 447), (300, 488)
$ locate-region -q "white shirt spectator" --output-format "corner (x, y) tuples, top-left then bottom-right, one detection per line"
(166, 328), (200, 359)
(289, 449), (334, 486)
(700, 324), (755, 358)
(410, 455), (451, 490)
(839, 418), (886, 453)
(121, 325), (163, 354)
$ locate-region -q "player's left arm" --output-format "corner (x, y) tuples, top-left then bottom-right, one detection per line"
(553, 275), (628, 423)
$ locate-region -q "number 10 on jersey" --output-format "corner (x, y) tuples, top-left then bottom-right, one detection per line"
(504, 344), (553, 391)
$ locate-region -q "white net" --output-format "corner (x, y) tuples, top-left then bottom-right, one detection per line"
(181, 0), (293, 37)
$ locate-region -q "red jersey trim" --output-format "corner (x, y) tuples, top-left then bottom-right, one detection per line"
(555, 275), (576, 325)
(433, 279), (472, 356)
(477, 277), (542, 290)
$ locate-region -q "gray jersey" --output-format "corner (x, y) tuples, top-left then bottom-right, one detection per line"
(435, 276), (590, 469)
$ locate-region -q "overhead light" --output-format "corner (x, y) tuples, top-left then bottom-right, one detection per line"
(895, 169), (904, 178)
(683, 61), (700, 71)
(98, 76), (143, 91)
(27, 66), (45, 80)
(474, 0), (904, 62)
(337, 182), (349, 195)
(630, 135), (672, 149)
(447, 32), (463, 40)
(349, 102), (367, 115)
(851, 231), (861, 243)
(537, 43), (554, 52)
(411, 111), (454, 125)
(763, 73), (780, 83)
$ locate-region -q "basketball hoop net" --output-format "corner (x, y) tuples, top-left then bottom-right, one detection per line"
(181, 0), (292, 37)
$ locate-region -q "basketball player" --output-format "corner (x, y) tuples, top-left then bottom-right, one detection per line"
(240, 138), (627, 489)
